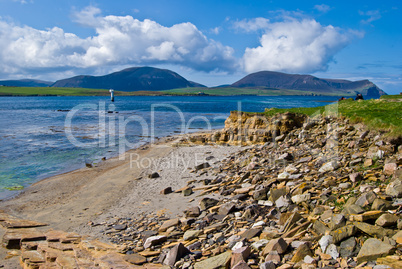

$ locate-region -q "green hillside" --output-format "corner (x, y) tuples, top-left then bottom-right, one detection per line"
(0, 85), (391, 97)
(0, 86), (320, 96)
(0, 86), (157, 96)
(162, 87), (337, 96)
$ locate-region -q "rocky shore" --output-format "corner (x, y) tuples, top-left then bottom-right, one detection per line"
(1, 111), (401, 268)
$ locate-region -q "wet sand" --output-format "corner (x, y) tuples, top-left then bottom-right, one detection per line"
(0, 134), (241, 237)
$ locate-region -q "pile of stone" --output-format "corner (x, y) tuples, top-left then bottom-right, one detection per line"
(0, 213), (140, 268)
(189, 111), (306, 145)
(2, 113), (401, 269)
(95, 114), (402, 268)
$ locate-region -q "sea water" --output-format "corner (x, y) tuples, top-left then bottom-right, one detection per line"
(0, 95), (338, 199)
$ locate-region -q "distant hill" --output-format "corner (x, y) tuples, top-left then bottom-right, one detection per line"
(1, 68), (387, 97)
(231, 71), (386, 98)
(52, 67), (205, 91)
(0, 79), (53, 87)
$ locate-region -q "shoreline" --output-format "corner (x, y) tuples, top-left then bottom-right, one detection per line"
(0, 93), (355, 97)
(0, 127), (224, 202)
(0, 130), (242, 232)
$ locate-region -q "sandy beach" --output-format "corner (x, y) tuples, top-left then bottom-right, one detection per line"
(0, 132), (243, 267)
(0, 133), (242, 236)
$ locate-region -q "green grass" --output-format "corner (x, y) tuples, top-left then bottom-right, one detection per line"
(380, 94), (402, 100)
(0, 86), (170, 96)
(123, 90), (165, 96)
(162, 86), (352, 96)
(1, 85), (391, 97)
(0, 86), (118, 96)
(258, 96), (402, 137)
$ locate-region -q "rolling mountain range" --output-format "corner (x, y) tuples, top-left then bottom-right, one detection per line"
(51, 67), (205, 91)
(231, 71), (386, 97)
(0, 67), (386, 97)
(0, 79), (53, 87)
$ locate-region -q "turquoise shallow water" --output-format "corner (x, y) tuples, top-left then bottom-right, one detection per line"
(0, 95), (339, 199)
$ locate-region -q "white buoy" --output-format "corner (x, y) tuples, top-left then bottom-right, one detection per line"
(109, 89), (114, 102)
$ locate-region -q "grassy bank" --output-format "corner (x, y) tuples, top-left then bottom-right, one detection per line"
(0, 85), (387, 97)
(162, 87), (348, 96)
(0, 86), (115, 96)
(261, 95), (402, 137)
(0, 86), (323, 96)
(0, 86), (171, 96)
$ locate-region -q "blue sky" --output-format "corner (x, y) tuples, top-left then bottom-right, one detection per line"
(0, 0), (401, 94)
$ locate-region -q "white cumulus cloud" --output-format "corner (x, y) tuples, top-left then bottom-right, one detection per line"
(72, 6), (102, 27)
(210, 27), (220, 35)
(12, 0), (31, 4)
(0, 7), (361, 79)
(0, 7), (237, 78)
(359, 10), (382, 24)
(243, 18), (359, 73)
(233, 17), (270, 32)
(0, 21), (88, 70)
(314, 4), (331, 13)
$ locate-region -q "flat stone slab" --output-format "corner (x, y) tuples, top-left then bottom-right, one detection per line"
(392, 230), (402, 243)
(194, 251), (232, 269)
(138, 250), (161, 257)
(48, 241), (75, 251)
(183, 230), (201, 241)
(239, 228), (261, 240)
(80, 239), (117, 252)
(3, 228), (46, 249)
(56, 254), (81, 268)
(45, 230), (81, 243)
(97, 253), (137, 268)
(377, 256), (402, 268)
(0, 213), (16, 221)
(353, 222), (396, 238)
(124, 253), (147, 265)
(158, 218), (179, 232)
(21, 250), (45, 263)
(1, 219), (48, 229)
(349, 211), (383, 222)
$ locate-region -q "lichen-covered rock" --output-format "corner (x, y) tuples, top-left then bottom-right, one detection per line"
(375, 213), (399, 227)
(356, 239), (394, 263)
(385, 179), (402, 197)
(262, 238), (288, 256)
(194, 251), (232, 269)
(319, 161), (340, 173)
(291, 243), (313, 263)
